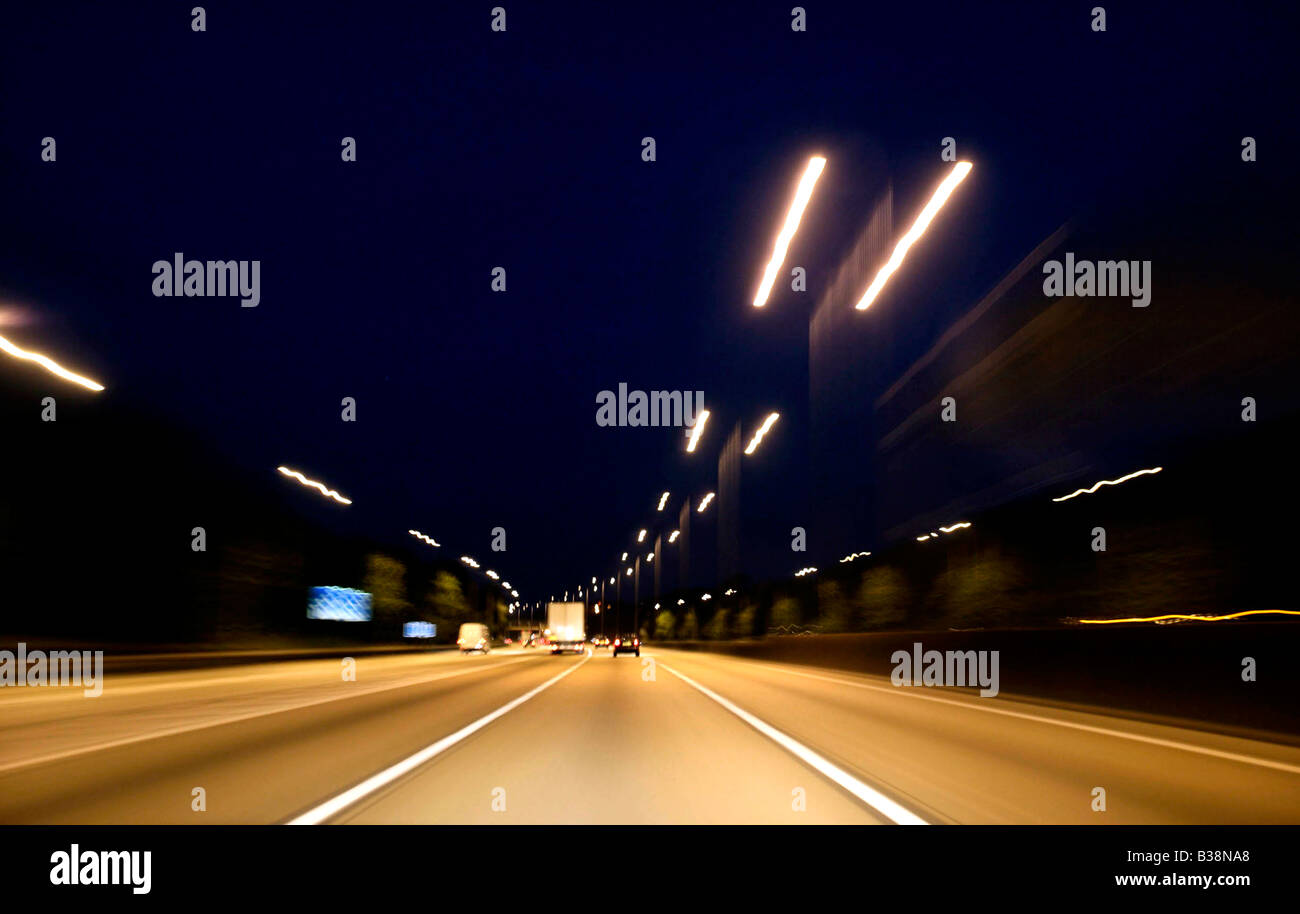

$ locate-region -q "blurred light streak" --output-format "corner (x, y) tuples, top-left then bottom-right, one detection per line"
(1078, 609), (1300, 625)
(657, 491), (670, 511)
(408, 530), (441, 547)
(855, 161), (973, 310)
(697, 492), (715, 512)
(637, 529), (647, 543)
(753, 155), (827, 307)
(1052, 466), (1163, 502)
(686, 410), (711, 453)
(0, 333), (104, 391)
(668, 530), (680, 543)
(839, 551), (872, 563)
(277, 466), (352, 504)
(744, 412), (780, 455)
(795, 567), (817, 576)
(939, 522), (971, 533)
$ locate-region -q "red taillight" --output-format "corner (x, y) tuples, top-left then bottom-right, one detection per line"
(614, 639), (620, 646)
(634, 639), (640, 646)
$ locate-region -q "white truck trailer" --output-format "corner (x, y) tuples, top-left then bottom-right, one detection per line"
(546, 602), (587, 654)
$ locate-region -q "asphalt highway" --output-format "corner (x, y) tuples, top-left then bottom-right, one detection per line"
(1, 645), (1296, 824)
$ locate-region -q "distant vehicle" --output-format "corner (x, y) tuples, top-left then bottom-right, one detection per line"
(592, 635), (610, 649)
(612, 633), (640, 657)
(457, 622), (491, 653)
(546, 602), (586, 654)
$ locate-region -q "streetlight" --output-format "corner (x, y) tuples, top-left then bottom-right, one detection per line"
(697, 492), (715, 513)
(744, 412), (779, 455)
(753, 155), (828, 308)
(855, 161), (973, 311)
(0, 333), (105, 391)
(686, 409), (711, 453)
(277, 466), (352, 505)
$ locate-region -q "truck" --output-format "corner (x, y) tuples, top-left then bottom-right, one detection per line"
(456, 622), (491, 653)
(545, 602), (586, 654)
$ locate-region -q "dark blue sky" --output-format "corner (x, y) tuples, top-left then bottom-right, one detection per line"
(0, 1), (1287, 602)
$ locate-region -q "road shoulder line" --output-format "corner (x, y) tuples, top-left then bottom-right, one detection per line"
(656, 659), (929, 825)
(287, 653), (592, 824)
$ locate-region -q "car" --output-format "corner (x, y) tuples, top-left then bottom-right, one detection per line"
(457, 622), (491, 653)
(612, 634), (640, 657)
(592, 636), (611, 649)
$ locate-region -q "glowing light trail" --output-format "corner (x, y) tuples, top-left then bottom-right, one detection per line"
(1052, 467), (1162, 502)
(0, 333), (104, 391)
(277, 466), (352, 505)
(855, 162), (973, 311)
(753, 156), (827, 308)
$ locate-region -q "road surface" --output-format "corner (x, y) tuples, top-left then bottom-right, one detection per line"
(1, 645), (1297, 824)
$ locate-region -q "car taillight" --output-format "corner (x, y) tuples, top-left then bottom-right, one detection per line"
(634, 639), (640, 646)
(614, 639), (620, 646)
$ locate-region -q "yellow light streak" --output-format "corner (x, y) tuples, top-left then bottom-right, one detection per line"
(753, 155), (827, 307)
(277, 466), (352, 505)
(855, 162), (973, 310)
(0, 333), (104, 391)
(1052, 467), (1163, 502)
(744, 412), (780, 455)
(686, 410), (711, 453)
(1078, 609), (1300, 625)
(697, 492), (715, 513)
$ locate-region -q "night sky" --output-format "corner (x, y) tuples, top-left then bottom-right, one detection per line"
(0, 1), (1289, 602)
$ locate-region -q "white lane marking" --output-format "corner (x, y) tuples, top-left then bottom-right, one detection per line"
(0, 655), (541, 776)
(661, 652), (1300, 777)
(288, 653), (592, 824)
(656, 660), (929, 825)
(0, 648), (519, 704)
